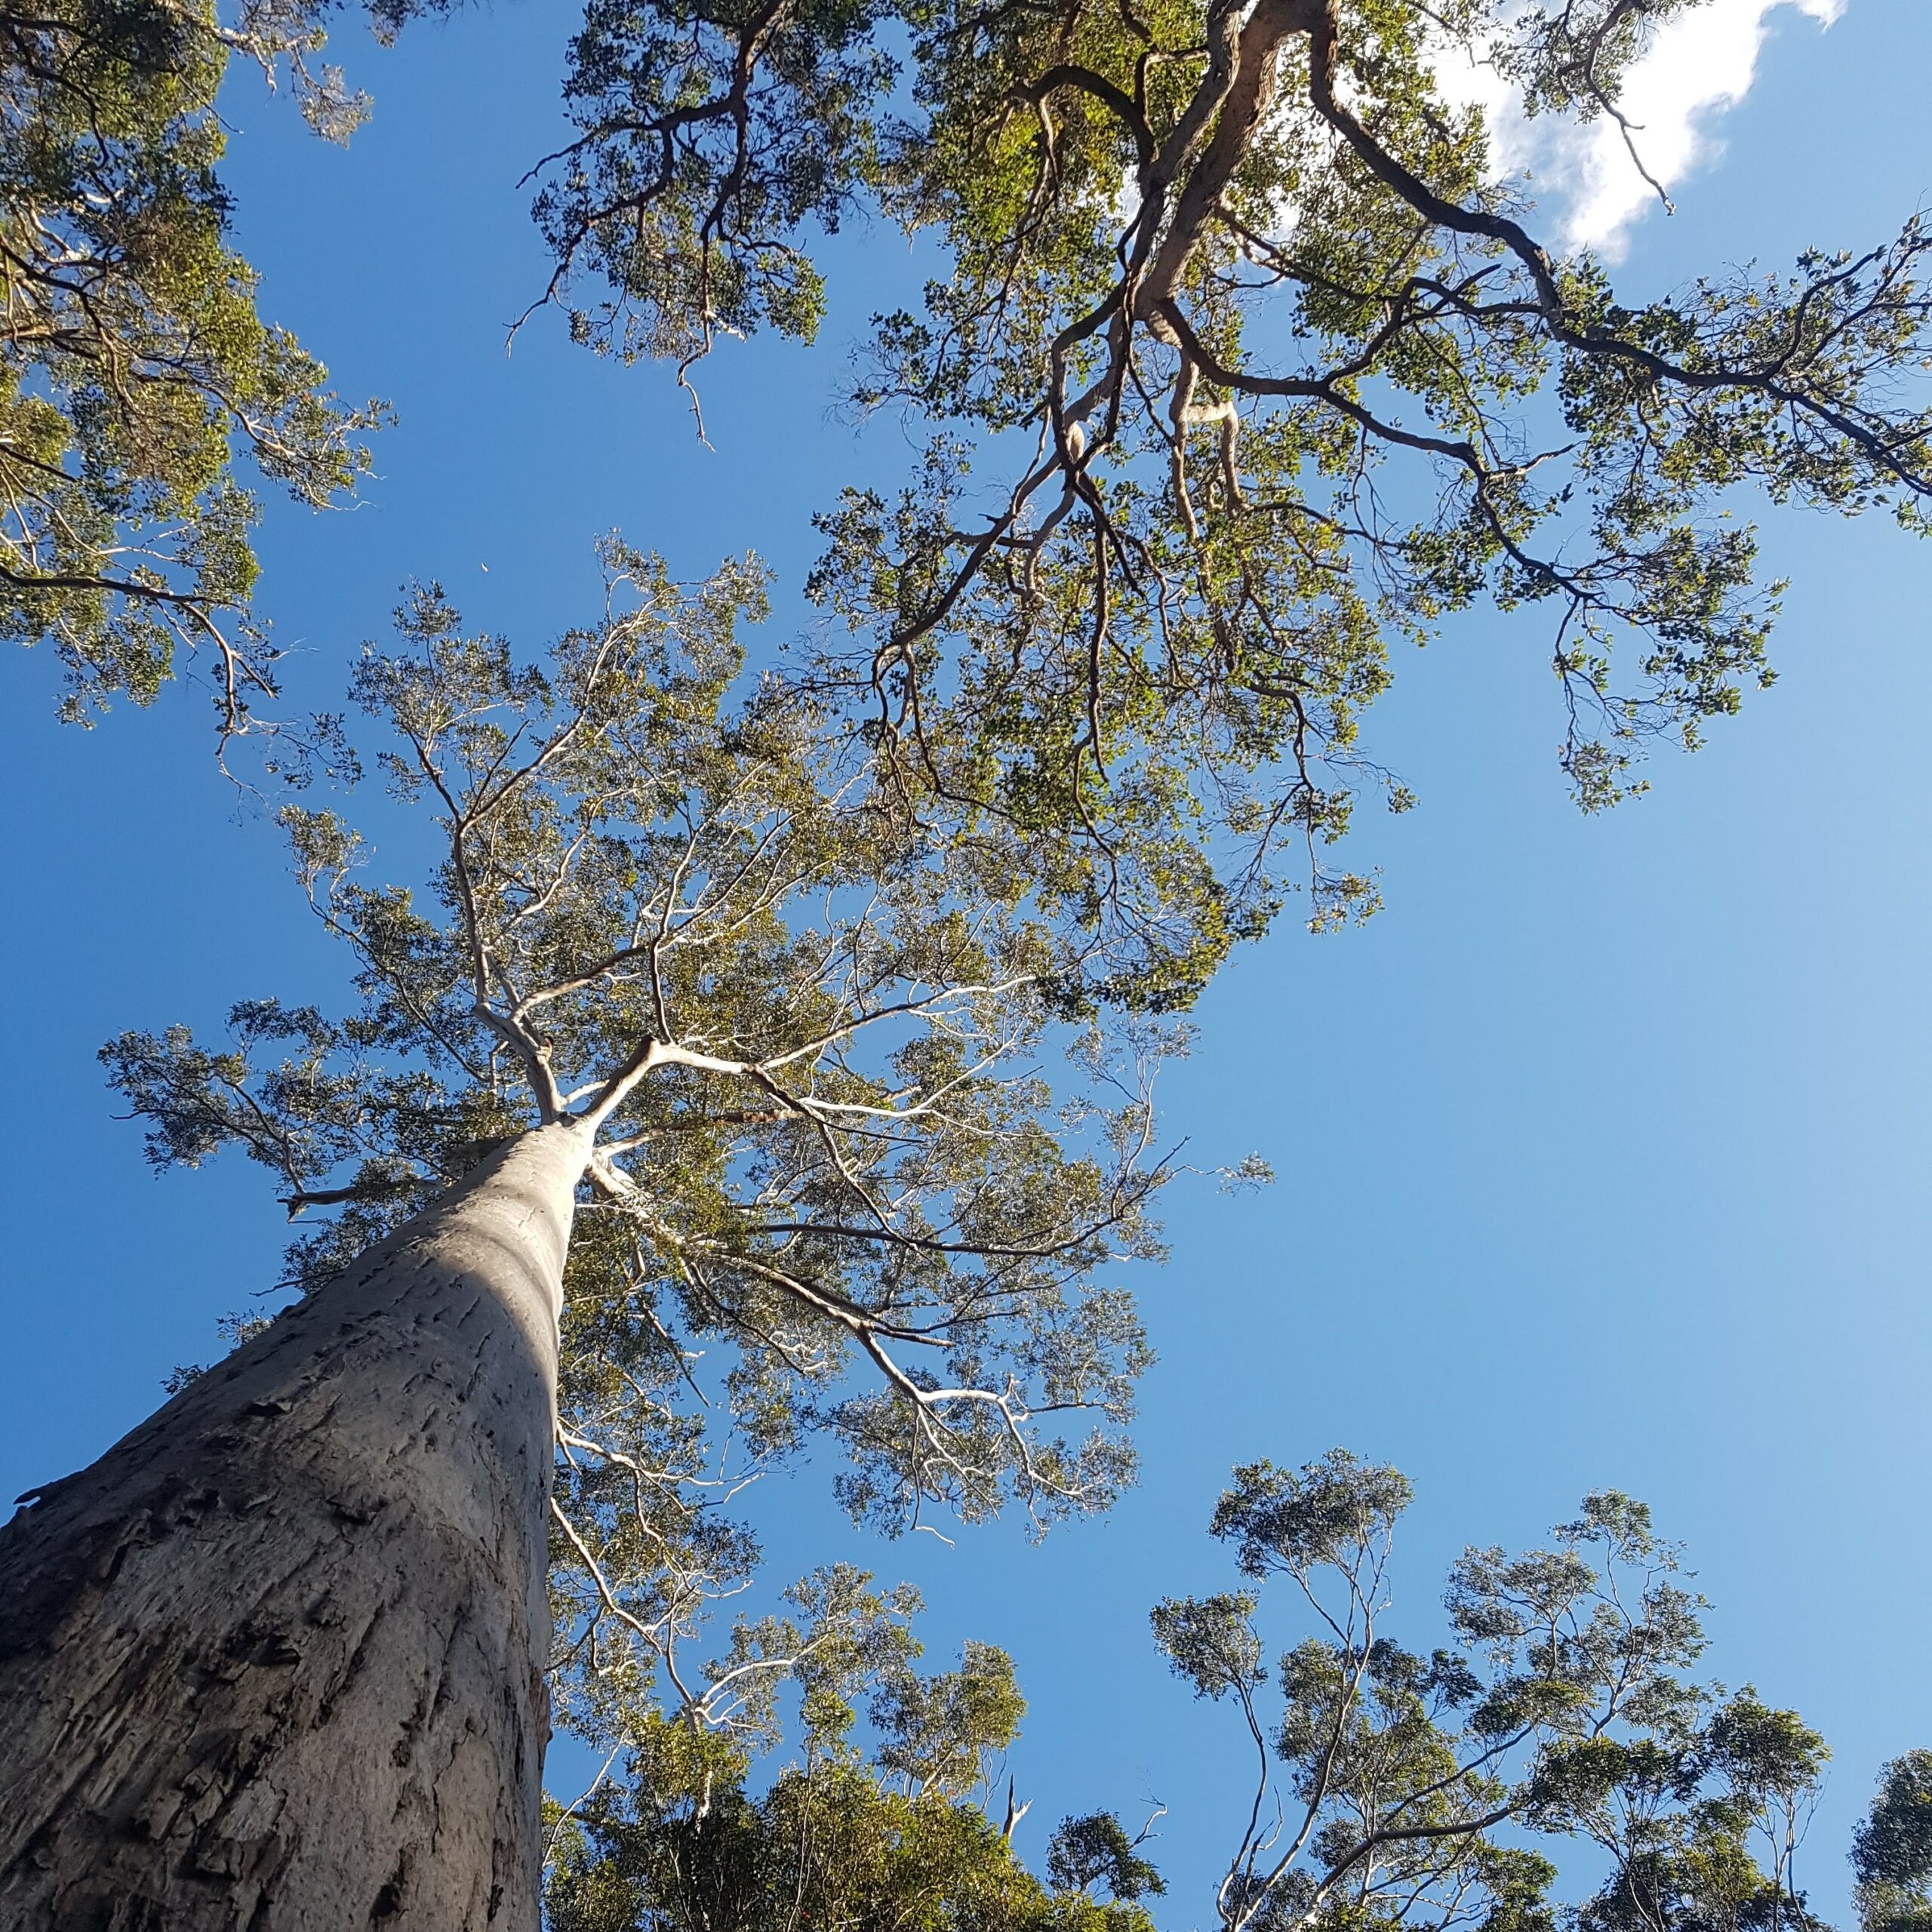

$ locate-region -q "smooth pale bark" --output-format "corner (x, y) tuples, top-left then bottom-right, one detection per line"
(0, 1118), (593, 1931)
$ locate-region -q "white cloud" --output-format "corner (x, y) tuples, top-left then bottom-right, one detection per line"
(1435, 0), (1846, 260)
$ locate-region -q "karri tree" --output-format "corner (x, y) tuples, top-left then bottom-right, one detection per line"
(0, 539), (1235, 1927)
(524, 0), (1932, 968)
(0, 0), (394, 746)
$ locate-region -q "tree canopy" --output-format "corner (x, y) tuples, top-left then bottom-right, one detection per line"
(515, 0), (1932, 985)
(0, 0), (387, 744)
(545, 1561), (1161, 1932)
(32, 0), (1932, 842)
(1160, 1449), (1833, 1932)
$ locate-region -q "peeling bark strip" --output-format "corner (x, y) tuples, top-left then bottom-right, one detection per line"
(0, 1118), (592, 1931)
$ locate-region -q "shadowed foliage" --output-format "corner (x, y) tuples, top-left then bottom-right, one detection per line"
(1856, 1753), (1932, 1932)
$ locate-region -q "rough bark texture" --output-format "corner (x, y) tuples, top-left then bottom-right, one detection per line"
(0, 1118), (592, 1932)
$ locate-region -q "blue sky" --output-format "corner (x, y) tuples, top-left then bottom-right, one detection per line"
(2, 0), (1929, 1916)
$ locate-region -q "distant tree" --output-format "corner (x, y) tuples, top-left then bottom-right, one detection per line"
(0, 538), (1240, 1926)
(544, 1564), (1158, 1932)
(1855, 1753), (1932, 1932)
(524, 0), (1932, 979)
(1048, 1809), (1168, 1910)
(1148, 1450), (1833, 1932)
(0, 0), (393, 749)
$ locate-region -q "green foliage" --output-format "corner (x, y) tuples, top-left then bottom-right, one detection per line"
(1047, 1813), (1166, 1905)
(873, 1641), (1028, 1801)
(546, 1761), (1129, 1932)
(544, 1564), (1159, 1932)
(0, 0), (391, 742)
(1856, 1753), (1932, 1932)
(532, 0), (894, 373)
(522, 0), (1932, 992)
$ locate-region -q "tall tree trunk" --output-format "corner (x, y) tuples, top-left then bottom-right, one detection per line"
(0, 1118), (593, 1932)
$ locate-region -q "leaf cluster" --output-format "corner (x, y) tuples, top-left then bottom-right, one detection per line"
(1854, 1753), (1932, 1932)
(0, 0), (398, 746)
(545, 1563), (1158, 1932)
